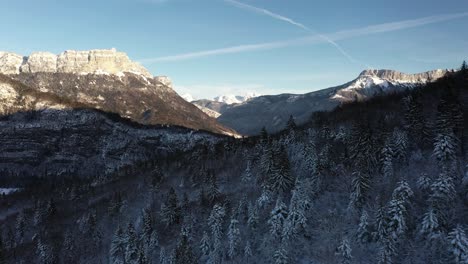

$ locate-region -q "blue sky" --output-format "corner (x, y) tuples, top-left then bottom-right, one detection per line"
(1, 0), (468, 99)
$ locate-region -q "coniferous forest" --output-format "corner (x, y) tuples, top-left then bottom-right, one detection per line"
(1, 68), (468, 264)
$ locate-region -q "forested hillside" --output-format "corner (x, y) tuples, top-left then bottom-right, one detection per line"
(1, 67), (468, 264)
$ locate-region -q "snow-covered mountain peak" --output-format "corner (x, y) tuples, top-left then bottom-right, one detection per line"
(332, 69), (449, 102)
(214, 92), (260, 105)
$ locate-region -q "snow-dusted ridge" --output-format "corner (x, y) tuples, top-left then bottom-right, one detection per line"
(332, 69), (449, 102)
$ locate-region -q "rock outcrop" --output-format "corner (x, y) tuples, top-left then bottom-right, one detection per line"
(0, 48), (152, 77)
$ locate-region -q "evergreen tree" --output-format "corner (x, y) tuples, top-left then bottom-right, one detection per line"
(247, 202), (259, 230)
(175, 235), (196, 264)
(62, 230), (75, 263)
(273, 247), (288, 264)
(125, 223), (139, 263)
(336, 238), (353, 264)
(15, 212), (25, 244)
(381, 140), (394, 179)
(377, 237), (396, 264)
(241, 160), (253, 183)
(419, 207), (441, 239)
(403, 95), (429, 144)
(36, 239), (54, 264)
(244, 241), (253, 260)
(161, 188), (181, 226)
(357, 210), (371, 243)
(270, 145), (295, 194)
(429, 173), (456, 211)
(392, 129), (408, 163)
(286, 115), (297, 130)
(159, 247), (167, 264)
(268, 198), (288, 239)
(0, 233), (5, 264)
(461, 60), (467, 73)
(199, 231), (210, 256)
(110, 225), (126, 264)
(349, 171), (371, 209)
(142, 208), (157, 249)
(227, 218), (241, 259)
(283, 180), (309, 240)
(208, 204), (225, 264)
(416, 173), (432, 192)
(448, 225), (468, 264)
(137, 250), (149, 264)
(207, 173), (221, 204)
(386, 181), (413, 240)
(433, 131), (458, 170)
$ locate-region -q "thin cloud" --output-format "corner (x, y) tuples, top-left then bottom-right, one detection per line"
(224, 0), (366, 67)
(139, 11), (468, 64)
(224, 0), (310, 31)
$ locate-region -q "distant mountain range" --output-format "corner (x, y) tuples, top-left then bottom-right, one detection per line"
(181, 92), (261, 118)
(188, 69), (449, 135)
(0, 49), (238, 136)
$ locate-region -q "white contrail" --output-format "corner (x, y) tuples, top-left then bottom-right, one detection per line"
(224, 0), (368, 67)
(139, 11), (468, 63)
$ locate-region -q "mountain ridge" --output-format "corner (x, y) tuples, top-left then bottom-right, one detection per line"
(217, 68), (450, 135)
(0, 49), (239, 136)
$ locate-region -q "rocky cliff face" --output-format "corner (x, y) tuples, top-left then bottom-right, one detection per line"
(0, 49), (237, 136)
(0, 49), (152, 77)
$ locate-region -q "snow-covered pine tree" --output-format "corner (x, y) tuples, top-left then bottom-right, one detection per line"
(137, 250), (149, 264)
(273, 247), (288, 264)
(257, 189), (273, 208)
(207, 173), (221, 204)
(200, 231), (210, 256)
(349, 171), (371, 209)
(419, 207), (441, 239)
(283, 180), (309, 241)
(336, 238), (353, 264)
(247, 202), (259, 230)
(236, 194), (248, 222)
(377, 237), (396, 264)
(241, 160), (253, 183)
(357, 210), (371, 243)
(227, 218), (241, 259)
(36, 239), (55, 264)
(15, 212), (25, 244)
(416, 173), (432, 193)
(374, 204), (388, 242)
(244, 240), (253, 260)
(142, 208), (154, 248)
(381, 139), (394, 179)
(448, 225), (468, 264)
(270, 145), (295, 194)
(392, 129), (409, 163)
(433, 131), (458, 171)
(160, 188), (181, 226)
(208, 204), (226, 264)
(62, 230), (75, 262)
(125, 223), (139, 263)
(386, 181), (413, 240)
(175, 235), (196, 264)
(429, 173), (456, 211)
(268, 198), (288, 239)
(159, 247), (167, 264)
